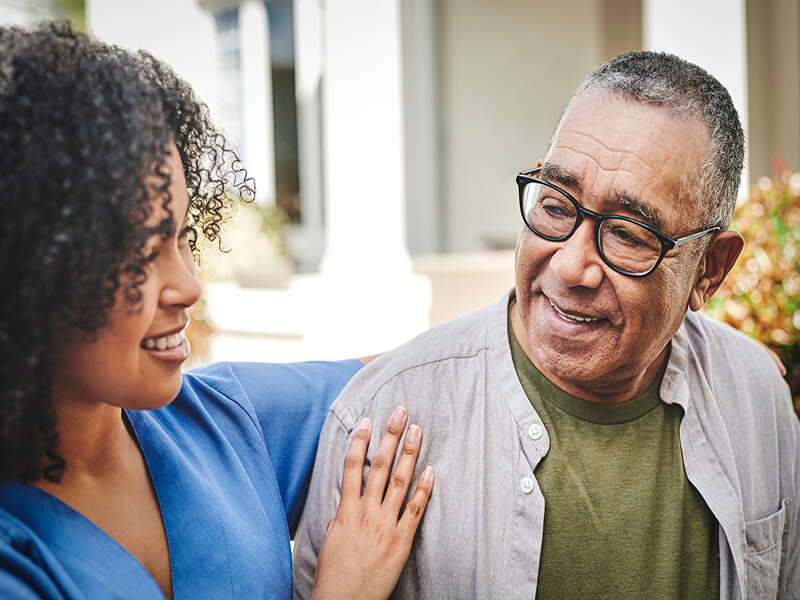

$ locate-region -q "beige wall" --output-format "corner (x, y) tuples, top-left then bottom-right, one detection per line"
(599, 0), (642, 61)
(434, 0), (642, 253)
(747, 0), (800, 180)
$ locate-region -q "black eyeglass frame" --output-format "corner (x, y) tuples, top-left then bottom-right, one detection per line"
(516, 168), (721, 277)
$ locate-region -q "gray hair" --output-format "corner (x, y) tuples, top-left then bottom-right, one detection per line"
(558, 51), (744, 229)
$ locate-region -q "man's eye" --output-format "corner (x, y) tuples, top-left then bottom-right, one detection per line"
(179, 225), (192, 239)
(604, 222), (662, 252)
(541, 199), (574, 219)
(608, 224), (644, 245)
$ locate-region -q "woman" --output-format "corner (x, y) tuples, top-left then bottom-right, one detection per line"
(0, 21), (432, 599)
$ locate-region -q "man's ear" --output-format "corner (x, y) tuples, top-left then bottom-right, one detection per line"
(689, 230), (744, 311)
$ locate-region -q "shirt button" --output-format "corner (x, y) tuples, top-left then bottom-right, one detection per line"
(528, 423), (543, 440)
(520, 477), (535, 494)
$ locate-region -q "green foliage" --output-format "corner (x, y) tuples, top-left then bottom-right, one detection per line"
(704, 164), (800, 413)
(53, 0), (85, 32)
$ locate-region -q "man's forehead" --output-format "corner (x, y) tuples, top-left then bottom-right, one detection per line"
(552, 89), (710, 153)
(540, 162), (664, 229)
(542, 92), (709, 228)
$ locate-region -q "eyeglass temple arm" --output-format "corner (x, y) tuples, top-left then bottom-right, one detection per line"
(672, 226), (721, 247)
(518, 168), (542, 179)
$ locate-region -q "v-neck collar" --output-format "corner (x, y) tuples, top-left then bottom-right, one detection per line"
(0, 411), (176, 599)
(2, 383), (296, 598)
(124, 408), (175, 598)
(124, 401), (294, 598)
(0, 481), (167, 598)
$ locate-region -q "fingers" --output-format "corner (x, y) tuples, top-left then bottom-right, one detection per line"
(362, 405), (407, 499)
(381, 423), (422, 514)
(756, 339), (787, 375)
(399, 466), (434, 536)
(343, 406), (434, 534)
(341, 416), (373, 504)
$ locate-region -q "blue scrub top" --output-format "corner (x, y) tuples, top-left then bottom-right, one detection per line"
(0, 360), (362, 599)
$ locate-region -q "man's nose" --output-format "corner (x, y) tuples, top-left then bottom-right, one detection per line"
(548, 219), (605, 288)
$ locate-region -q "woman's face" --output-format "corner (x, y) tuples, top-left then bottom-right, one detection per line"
(52, 145), (202, 411)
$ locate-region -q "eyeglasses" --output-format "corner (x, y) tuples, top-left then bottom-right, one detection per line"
(516, 168), (720, 277)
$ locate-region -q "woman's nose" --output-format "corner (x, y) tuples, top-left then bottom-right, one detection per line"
(160, 244), (202, 309)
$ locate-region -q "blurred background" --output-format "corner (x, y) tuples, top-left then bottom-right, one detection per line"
(2, 0), (798, 408)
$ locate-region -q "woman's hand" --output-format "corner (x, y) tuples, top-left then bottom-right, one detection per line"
(311, 406), (433, 600)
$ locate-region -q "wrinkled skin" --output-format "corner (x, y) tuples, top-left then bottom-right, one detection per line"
(512, 91), (743, 403)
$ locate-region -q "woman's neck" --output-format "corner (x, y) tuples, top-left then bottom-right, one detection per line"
(35, 399), (139, 488)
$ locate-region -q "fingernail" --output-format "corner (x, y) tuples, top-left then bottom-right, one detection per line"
(357, 417), (371, 430)
(407, 424), (420, 443)
(391, 405), (407, 423)
(422, 466), (434, 482)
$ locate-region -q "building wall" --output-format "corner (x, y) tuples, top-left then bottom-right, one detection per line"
(643, 0), (749, 197)
(0, 0), (58, 26)
(434, 0), (610, 253)
(86, 0), (217, 108)
(598, 0), (642, 62)
(747, 0), (800, 180)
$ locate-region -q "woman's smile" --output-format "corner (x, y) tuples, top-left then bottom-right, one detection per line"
(141, 325), (191, 362)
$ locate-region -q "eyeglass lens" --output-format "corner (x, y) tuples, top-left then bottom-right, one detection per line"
(521, 180), (662, 274)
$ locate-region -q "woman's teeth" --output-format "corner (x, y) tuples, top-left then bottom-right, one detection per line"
(142, 331), (185, 350)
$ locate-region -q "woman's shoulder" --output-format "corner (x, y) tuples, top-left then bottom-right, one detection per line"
(135, 360), (363, 461)
(176, 360), (362, 428)
(181, 360), (362, 405)
(0, 504), (70, 600)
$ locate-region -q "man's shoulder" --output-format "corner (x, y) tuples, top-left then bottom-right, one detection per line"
(678, 311), (792, 421)
(372, 300), (496, 368)
(329, 296), (506, 427)
(681, 311), (782, 378)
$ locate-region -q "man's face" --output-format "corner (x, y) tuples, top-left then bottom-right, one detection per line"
(514, 91), (711, 399)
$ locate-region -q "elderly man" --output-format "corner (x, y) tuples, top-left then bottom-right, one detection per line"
(293, 52), (798, 599)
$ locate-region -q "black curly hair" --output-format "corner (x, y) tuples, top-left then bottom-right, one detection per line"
(0, 21), (254, 483)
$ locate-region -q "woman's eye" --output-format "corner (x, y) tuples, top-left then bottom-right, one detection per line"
(142, 249), (160, 266)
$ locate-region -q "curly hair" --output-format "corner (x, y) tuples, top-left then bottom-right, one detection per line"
(0, 21), (254, 483)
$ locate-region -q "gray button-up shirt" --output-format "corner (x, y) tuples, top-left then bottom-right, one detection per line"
(293, 291), (799, 600)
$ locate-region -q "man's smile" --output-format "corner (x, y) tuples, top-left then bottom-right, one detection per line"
(546, 297), (601, 323)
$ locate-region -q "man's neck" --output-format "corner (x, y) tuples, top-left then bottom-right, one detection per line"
(509, 300), (669, 404)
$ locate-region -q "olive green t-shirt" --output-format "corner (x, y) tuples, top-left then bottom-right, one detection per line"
(508, 310), (719, 599)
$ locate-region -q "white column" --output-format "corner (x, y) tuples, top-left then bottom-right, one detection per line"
(295, 0), (430, 357)
(642, 0), (749, 195)
(320, 0), (411, 276)
(401, 0), (441, 255)
(290, 0), (326, 271)
(240, 0), (275, 204)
